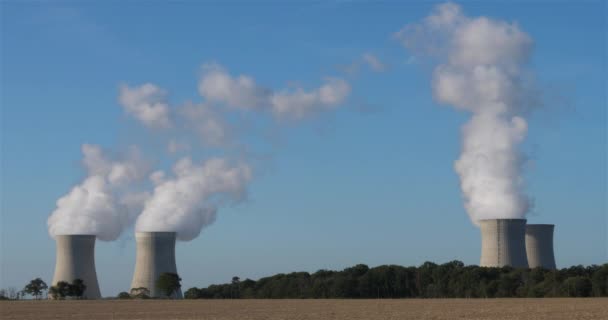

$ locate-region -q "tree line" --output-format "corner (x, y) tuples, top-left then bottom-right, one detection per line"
(3, 262), (607, 300)
(0, 278), (86, 300)
(184, 261), (608, 299)
(48, 279), (87, 300)
(117, 272), (182, 299)
(0, 278), (88, 300)
(2, 273), (182, 300)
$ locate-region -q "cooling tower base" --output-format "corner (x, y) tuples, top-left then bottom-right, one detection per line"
(130, 231), (183, 298)
(525, 224), (557, 269)
(51, 234), (102, 299)
(479, 219), (529, 268)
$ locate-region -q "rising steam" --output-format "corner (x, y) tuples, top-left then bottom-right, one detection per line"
(396, 2), (536, 224)
(49, 60), (350, 241)
(47, 144), (148, 241)
(135, 157), (252, 241)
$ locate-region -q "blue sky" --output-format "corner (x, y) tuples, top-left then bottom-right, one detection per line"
(1, 1), (606, 296)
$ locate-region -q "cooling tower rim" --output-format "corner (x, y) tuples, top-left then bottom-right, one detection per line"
(54, 234), (97, 238)
(135, 231), (177, 237)
(526, 223), (555, 227)
(478, 218), (527, 222)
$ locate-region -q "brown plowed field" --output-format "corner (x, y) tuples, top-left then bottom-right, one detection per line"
(2, 298), (607, 320)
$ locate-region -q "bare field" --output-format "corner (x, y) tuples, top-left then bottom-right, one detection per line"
(2, 298), (607, 320)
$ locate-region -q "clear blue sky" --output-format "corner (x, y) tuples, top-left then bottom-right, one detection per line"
(1, 1), (606, 296)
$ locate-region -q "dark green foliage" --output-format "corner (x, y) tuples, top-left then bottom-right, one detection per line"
(231, 276), (241, 298)
(184, 262), (608, 299)
(49, 281), (70, 299)
(562, 276), (592, 297)
(184, 287), (202, 299)
(591, 264), (608, 296)
(47, 286), (59, 300)
(23, 278), (48, 299)
(156, 273), (182, 298)
(130, 287), (150, 299)
(117, 291), (131, 299)
(69, 279), (86, 299)
(48, 279), (87, 300)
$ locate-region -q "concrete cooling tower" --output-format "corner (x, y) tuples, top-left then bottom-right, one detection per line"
(51, 234), (102, 299)
(525, 224), (557, 269)
(130, 232), (183, 298)
(479, 219), (529, 268)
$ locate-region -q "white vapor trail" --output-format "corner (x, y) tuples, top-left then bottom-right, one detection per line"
(135, 157), (252, 241)
(396, 2), (537, 224)
(47, 144), (149, 240)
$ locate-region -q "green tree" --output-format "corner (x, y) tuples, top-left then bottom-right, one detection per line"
(156, 273), (182, 298)
(562, 276), (592, 297)
(541, 270), (563, 297)
(69, 279), (87, 299)
(231, 276), (240, 298)
(23, 278), (48, 300)
(184, 287), (202, 299)
(416, 262), (437, 298)
(117, 291), (131, 299)
(130, 287), (150, 299)
(48, 286), (59, 300)
(497, 270), (522, 297)
(49, 281), (70, 300)
(173, 262), (607, 299)
(591, 265), (608, 297)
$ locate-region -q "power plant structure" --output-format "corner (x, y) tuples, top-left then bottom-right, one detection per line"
(130, 231), (183, 298)
(47, 223), (557, 297)
(479, 219), (529, 268)
(51, 234), (102, 299)
(525, 224), (557, 269)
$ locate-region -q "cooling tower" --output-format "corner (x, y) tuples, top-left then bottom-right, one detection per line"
(51, 235), (102, 299)
(525, 224), (556, 269)
(130, 231), (183, 298)
(479, 219), (529, 268)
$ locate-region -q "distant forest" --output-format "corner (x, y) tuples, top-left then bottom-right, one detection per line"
(185, 261), (608, 299)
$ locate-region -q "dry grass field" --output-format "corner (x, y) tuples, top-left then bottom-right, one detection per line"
(2, 298), (607, 320)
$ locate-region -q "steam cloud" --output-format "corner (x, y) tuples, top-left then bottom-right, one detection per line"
(362, 53), (387, 72)
(199, 63), (351, 119)
(49, 61), (350, 241)
(395, 2), (536, 224)
(118, 83), (172, 129)
(136, 158), (252, 241)
(48, 3), (534, 238)
(47, 145), (148, 240)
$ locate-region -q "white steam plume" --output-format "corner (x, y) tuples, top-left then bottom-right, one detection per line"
(50, 61), (349, 242)
(118, 83), (172, 129)
(198, 63), (351, 119)
(395, 2), (536, 224)
(270, 77), (351, 119)
(362, 53), (387, 72)
(135, 157), (252, 241)
(178, 102), (233, 147)
(198, 63), (271, 111)
(47, 144), (149, 240)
